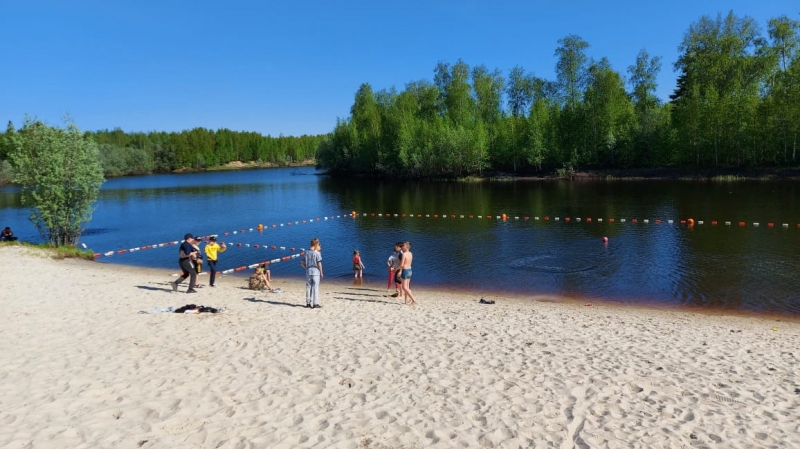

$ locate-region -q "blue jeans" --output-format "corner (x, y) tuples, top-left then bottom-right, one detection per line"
(305, 273), (320, 305)
(207, 259), (218, 286)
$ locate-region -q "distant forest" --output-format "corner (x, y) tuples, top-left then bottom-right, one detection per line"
(0, 125), (325, 180)
(2, 11), (799, 182)
(318, 12), (800, 177)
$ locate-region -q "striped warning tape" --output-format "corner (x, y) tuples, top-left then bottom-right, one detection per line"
(92, 212), (356, 258)
(96, 238), (302, 259)
(172, 252), (305, 277)
(219, 252), (304, 275)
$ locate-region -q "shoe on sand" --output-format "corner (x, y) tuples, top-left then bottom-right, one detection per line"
(171, 281), (178, 292)
(186, 289), (198, 294)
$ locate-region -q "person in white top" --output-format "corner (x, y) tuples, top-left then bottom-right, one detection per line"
(386, 242), (403, 297)
(300, 238), (323, 309)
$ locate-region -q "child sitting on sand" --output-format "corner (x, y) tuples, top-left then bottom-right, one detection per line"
(248, 263), (273, 291)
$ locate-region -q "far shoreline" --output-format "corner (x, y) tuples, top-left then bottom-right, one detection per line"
(321, 166), (800, 182)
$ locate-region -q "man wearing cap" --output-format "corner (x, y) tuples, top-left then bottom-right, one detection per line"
(204, 235), (226, 287)
(172, 233), (200, 293)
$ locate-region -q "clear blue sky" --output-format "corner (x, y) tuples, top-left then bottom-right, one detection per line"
(2, 1), (797, 137)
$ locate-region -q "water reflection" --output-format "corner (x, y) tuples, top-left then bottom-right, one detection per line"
(318, 176), (800, 315)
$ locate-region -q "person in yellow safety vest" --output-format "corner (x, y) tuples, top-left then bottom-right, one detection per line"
(204, 236), (227, 287)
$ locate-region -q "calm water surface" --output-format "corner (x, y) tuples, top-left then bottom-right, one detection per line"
(2, 167), (799, 315)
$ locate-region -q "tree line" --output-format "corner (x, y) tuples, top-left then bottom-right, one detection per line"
(0, 124), (326, 181)
(317, 12), (800, 177)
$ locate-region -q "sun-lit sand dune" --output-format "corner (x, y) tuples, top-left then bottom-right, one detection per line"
(1, 245), (798, 449)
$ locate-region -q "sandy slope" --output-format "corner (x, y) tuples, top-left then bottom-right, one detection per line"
(1, 245), (798, 449)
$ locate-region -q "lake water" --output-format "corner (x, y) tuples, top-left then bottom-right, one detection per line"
(2, 166), (799, 316)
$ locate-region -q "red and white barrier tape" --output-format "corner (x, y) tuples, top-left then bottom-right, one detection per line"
(220, 252), (304, 275)
(93, 211), (355, 258)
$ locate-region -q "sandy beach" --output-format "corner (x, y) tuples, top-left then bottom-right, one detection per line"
(1, 245), (798, 449)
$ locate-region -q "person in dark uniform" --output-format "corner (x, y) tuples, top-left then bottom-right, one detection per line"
(171, 233), (199, 293)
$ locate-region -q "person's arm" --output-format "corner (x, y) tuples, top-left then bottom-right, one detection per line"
(317, 261), (323, 278)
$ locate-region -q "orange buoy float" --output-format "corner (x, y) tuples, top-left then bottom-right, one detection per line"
(602, 237), (608, 243)
(687, 218), (694, 226)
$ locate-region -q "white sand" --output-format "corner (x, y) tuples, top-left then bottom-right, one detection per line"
(1, 245), (799, 449)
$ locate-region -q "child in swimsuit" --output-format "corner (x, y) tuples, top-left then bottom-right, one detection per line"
(353, 250), (365, 279)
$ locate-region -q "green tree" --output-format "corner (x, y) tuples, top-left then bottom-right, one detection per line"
(554, 35), (591, 166)
(0, 121), (15, 185)
(350, 83), (383, 171)
(627, 49), (667, 165)
(8, 117), (105, 246)
(761, 16), (800, 162)
(583, 59), (635, 166)
(555, 34), (590, 108)
(434, 59), (474, 127)
(672, 11), (764, 166)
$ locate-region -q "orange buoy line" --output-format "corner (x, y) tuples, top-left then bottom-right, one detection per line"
(92, 210), (799, 259)
(354, 212), (799, 229)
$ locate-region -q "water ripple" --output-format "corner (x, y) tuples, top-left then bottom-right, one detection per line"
(508, 253), (597, 274)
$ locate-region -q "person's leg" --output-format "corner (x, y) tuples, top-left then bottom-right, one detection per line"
(174, 259), (193, 290)
(207, 259), (217, 286)
(395, 272), (404, 299)
(305, 274), (312, 306)
(311, 274), (320, 307)
(402, 274), (416, 304)
(188, 269), (197, 291)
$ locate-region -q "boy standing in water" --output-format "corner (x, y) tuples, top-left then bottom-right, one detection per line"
(353, 250), (365, 279)
(399, 241), (416, 305)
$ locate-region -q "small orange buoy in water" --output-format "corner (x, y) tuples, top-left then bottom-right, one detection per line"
(602, 237), (608, 243)
(687, 218), (695, 226)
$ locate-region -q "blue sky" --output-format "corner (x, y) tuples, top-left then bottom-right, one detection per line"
(2, 1), (797, 137)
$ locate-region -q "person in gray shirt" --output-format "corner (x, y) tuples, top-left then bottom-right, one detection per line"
(300, 237), (323, 309)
